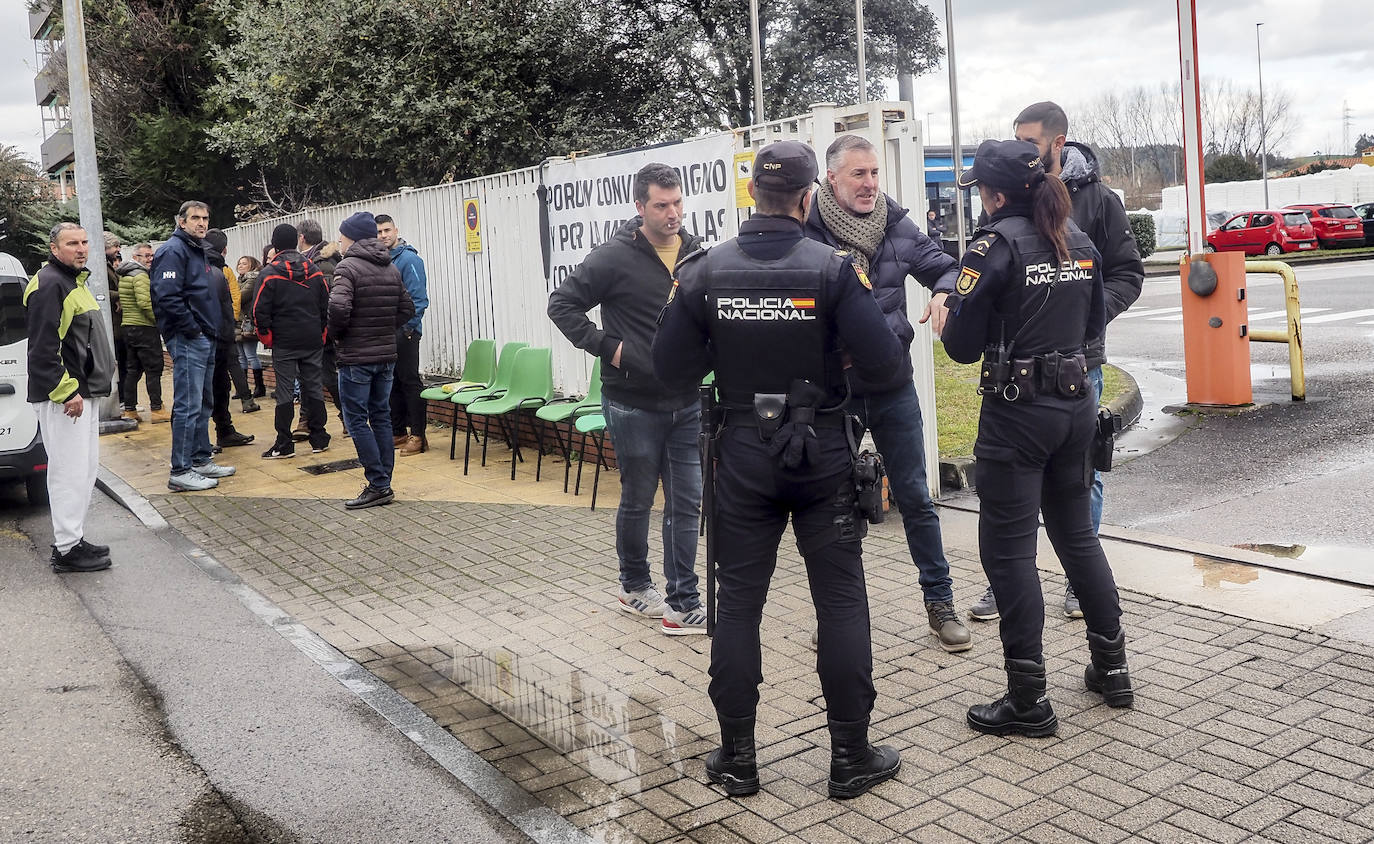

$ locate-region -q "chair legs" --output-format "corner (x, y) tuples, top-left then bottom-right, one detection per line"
(589, 429), (604, 511)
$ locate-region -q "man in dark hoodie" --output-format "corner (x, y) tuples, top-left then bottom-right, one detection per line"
(328, 211), (414, 510)
(959, 101), (1144, 622)
(298, 218), (344, 434)
(203, 228), (258, 450)
(152, 200), (235, 492)
(547, 162), (706, 636)
(803, 135), (971, 655)
(254, 223), (331, 459)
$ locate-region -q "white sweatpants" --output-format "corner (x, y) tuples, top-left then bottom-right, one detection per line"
(32, 399), (100, 554)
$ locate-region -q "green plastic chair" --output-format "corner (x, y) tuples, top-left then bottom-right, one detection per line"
(535, 358), (603, 487)
(573, 413), (608, 510)
(465, 347), (554, 479)
(447, 341), (527, 461)
(420, 338), (497, 401)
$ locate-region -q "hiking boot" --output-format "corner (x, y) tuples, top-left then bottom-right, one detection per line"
(241, 397), (261, 414)
(345, 485), (395, 510)
(926, 601), (973, 653)
(149, 408), (171, 424)
(120, 408), (140, 422)
(1085, 630), (1134, 708)
(662, 606), (707, 636)
(967, 658), (1058, 738)
(251, 368), (266, 398)
(74, 537), (110, 557)
(399, 435), (427, 456)
(292, 418), (310, 441)
(827, 718), (901, 799)
(217, 430), (255, 448)
(618, 585), (667, 618)
(192, 461), (236, 479)
(261, 444), (295, 459)
(969, 586), (1000, 621)
(1064, 585), (1083, 618)
(705, 714), (760, 796)
(168, 470), (218, 492)
(393, 434), (410, 448)
(50, 543), (112, 573)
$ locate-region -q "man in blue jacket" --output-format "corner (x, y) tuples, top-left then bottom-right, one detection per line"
(803, 135), (971, 654)
(376, 214), (430, 456)
(151, 200), (236, 492)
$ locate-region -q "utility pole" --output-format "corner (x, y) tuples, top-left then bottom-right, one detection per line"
(944, 0), (966, 253)
(855, 0), (867, 103)
(749, 0), (765, 124)
(1256, 22), (1269, 207)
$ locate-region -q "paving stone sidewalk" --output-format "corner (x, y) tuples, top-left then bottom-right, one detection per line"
(148, 491), (1374, 844)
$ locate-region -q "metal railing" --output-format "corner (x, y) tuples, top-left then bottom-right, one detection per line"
(1244, 260), (1305, 401)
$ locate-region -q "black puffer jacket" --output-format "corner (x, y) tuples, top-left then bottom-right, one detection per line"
(328, 238), (414, 366)
(1060, 142), (1144, 368)
(252, 249), (328, 351)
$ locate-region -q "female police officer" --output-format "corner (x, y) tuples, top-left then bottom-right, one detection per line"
(940, 139), (1133, 738)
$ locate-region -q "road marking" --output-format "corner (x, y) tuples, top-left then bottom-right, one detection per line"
(1119, 306), (1182, 320)
(1248, 307), (1330, 321)
(1300, 308), (1374, 324)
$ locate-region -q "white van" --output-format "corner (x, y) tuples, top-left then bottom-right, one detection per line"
(0, 252), (47, 503)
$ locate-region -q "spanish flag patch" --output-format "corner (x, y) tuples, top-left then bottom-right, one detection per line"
(956, 267), (980, 295)
(1076, 258), (1094, 270)
(790, 297), (816, 308)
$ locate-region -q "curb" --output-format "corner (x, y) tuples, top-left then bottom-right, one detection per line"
(936, 365), (1143, 494)
(94, 467), (593, 844)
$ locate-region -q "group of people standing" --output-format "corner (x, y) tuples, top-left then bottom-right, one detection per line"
(550, 99), (1142, 801)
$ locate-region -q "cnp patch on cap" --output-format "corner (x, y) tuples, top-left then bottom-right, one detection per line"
(753, 140), (818, 191)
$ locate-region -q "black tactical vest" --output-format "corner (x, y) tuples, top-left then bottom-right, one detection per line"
(980, 215), (1098, 357)
(701, 237), (848, 401)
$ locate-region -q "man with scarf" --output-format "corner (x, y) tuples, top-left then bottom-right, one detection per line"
(802, 134), (970, 654)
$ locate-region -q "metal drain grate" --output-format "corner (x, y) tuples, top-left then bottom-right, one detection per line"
(298, 458), (362, 475)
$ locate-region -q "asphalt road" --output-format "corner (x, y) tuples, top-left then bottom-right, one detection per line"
(1100, 258), (1374, 556)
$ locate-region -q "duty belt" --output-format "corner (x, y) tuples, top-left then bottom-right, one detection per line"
(981, 350), (1089, 402)
(721, 408), (848, 430)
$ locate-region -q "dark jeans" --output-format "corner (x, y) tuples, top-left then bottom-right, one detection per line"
(322, 343), (341, 413)
(272, 347), (328, 450)
(122, 326), (164, 410)
(114, 329), (128, 408)
(338, 362), (395, 490)
(390, 330), (425, 438)
(973, 395), (1123, 663)
(212, 341), (253, 435)
(853, 381), (953, 603)
(165, 333), (214, 474)
(601, 397), (702, 613)
(708, 427), (875, 723)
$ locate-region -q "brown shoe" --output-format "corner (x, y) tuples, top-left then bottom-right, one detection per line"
(121, 409), (140, 422)
(149, 408), (171, 424)
(399, 435), (427, 456)
(292, 418), (310, 441)
(393, 434), (409, 448)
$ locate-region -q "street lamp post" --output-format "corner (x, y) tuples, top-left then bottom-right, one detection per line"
(856, 0), (867, 103)
(944, 0), (966, 252)
(749, 0), (765, 124)
(1257, 22), (1269, 207)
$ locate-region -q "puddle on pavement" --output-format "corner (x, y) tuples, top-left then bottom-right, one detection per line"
(1193, 555), (1262, 589)
(1232, 542), (1374, 582)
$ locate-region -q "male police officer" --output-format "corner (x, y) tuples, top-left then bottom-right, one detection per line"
(653, 141), (904, 800)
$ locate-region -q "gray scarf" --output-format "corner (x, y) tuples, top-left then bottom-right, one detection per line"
(816, 181), (887, 273)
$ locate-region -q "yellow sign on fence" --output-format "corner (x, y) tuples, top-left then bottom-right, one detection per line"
(464, 198), (483, 253)
(733, 151), (755, 209)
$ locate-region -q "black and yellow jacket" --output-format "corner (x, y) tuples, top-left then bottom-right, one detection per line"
(24, 259), (115, 403)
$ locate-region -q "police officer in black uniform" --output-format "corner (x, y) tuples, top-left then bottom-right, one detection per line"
(941, 140), (1134, 738)
(653, 141), (904, 800)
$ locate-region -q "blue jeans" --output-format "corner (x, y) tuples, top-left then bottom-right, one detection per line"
(166, 333), (215, 474)
(237, 339), (261, 371)
(1089, 366), (1105, 533)
(602, 397), (703, 612)
(853, 381), (953, 603)
(337, 362), (396, 491)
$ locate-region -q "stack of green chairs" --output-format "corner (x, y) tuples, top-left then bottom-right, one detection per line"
(465, 347), (554, 479)
(420, 338), (497, 448)
(534, 358), (603, 488)
(447, 341), (528, 463)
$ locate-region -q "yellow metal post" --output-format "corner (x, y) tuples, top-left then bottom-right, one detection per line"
(1244, 260), (1305, 401)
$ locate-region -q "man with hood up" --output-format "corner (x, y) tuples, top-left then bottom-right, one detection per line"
(328, 211), (414, 510)
(965, 100), (1144, 622)
(547, 162), (707, 637)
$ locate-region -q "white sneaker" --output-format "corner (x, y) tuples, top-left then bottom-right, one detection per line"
(168, 470), (218, 492)
(192, 461), (236, 478)
(618, 586), (668, 618)
(661, 606), (707, 636)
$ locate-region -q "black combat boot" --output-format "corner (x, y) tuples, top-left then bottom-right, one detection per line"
(966, 658), (1058, 737)
(252, 367), (266, 398)
(705, 714), (759, 796)
(827, 717), (900, 799)
(1085, 630), (1134, 708)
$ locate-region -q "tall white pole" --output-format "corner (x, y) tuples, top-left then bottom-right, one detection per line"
(944, 0), (966, 252)
(1176, 0), (1207, 256)
(1257, 22), (1269, 207)
(749, 0), (765, 124)
(855, 0), (867, 103)
(62, 0), (118, 422)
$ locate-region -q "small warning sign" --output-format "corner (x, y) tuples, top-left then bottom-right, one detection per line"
(734, 151), (755, 209)
(464, 198), (482, 253)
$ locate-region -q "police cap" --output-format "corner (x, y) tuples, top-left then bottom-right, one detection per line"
(957, 139), (1047, 193)
(753, 141), (818, 191)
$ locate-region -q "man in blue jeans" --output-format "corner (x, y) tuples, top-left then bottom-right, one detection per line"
(151, 200), (236, 492)
(804, 135), (971, 653)
(548, 163), (706, 636)
(328, 211), (415, 510)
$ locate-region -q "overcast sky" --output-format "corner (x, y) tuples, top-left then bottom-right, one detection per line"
(2, 0), (1369, 185)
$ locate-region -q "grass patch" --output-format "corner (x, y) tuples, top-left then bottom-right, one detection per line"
(931, 341), (1129, 459)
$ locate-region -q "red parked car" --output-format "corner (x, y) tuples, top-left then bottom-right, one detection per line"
(1283, 203), (1365, 248)
(1204, 210), (1317, 256)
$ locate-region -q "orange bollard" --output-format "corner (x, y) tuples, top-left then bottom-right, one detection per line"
(1180, 251), (1252, 406)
